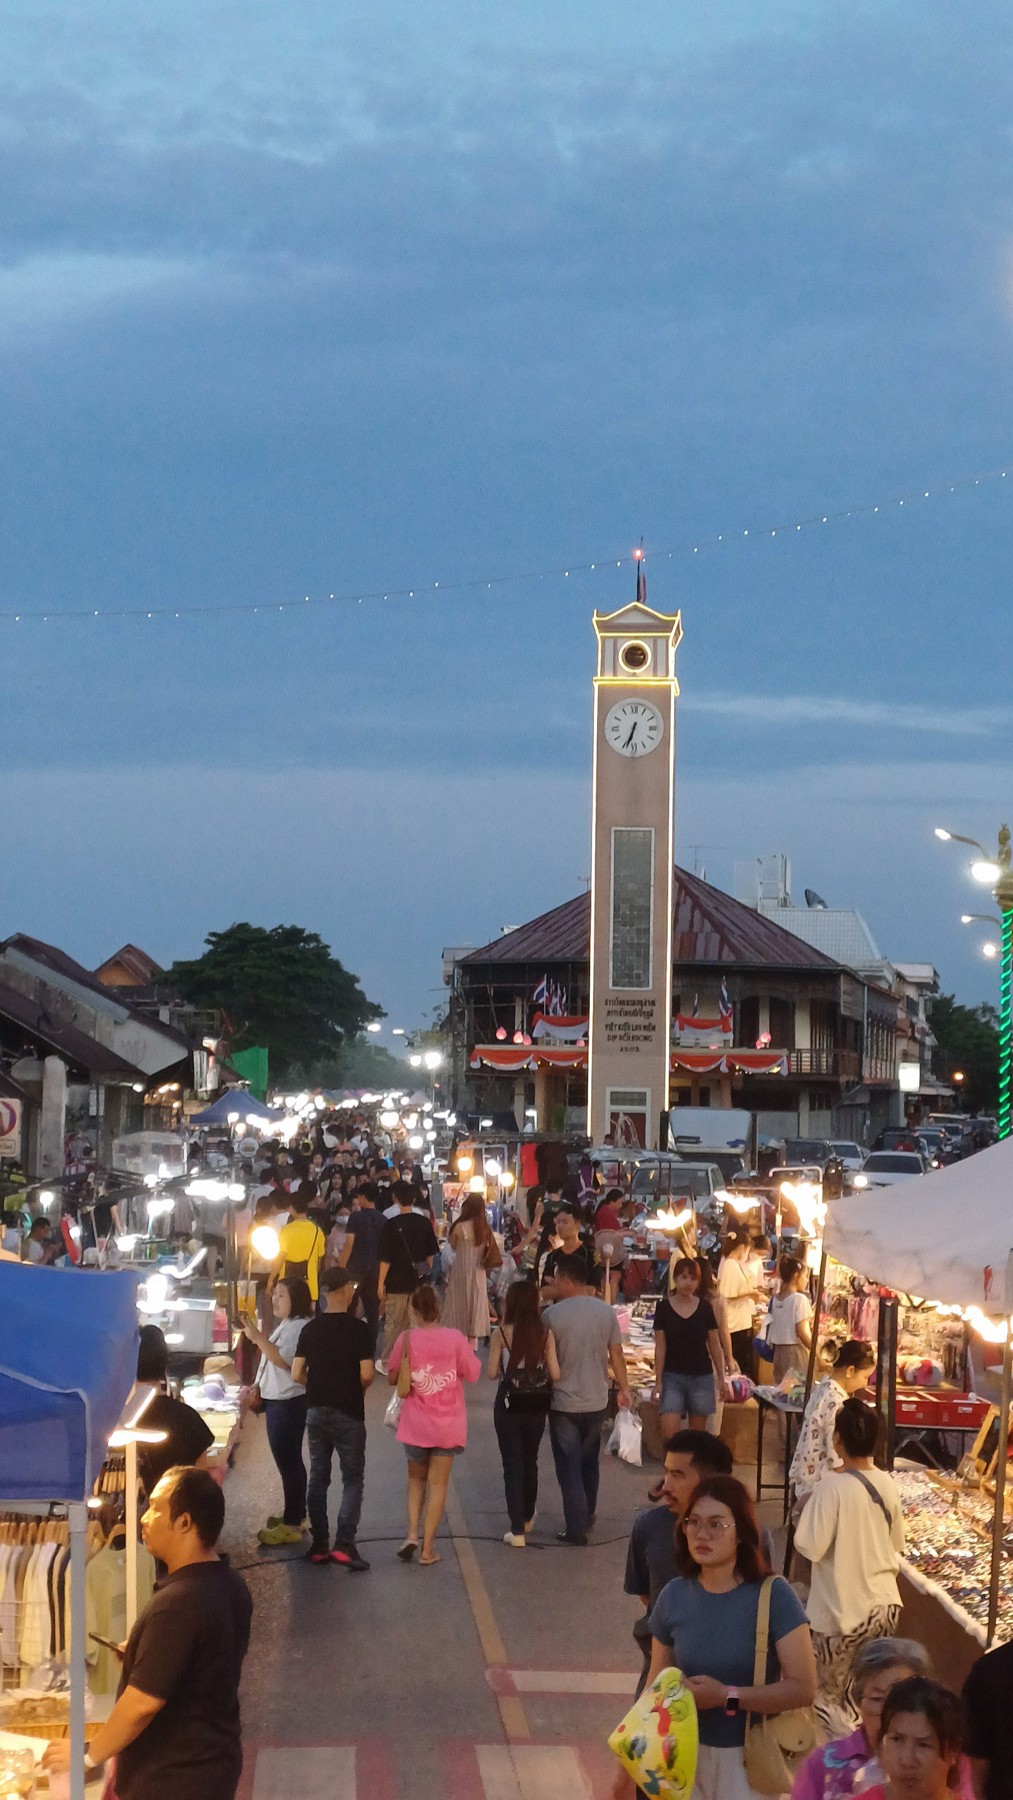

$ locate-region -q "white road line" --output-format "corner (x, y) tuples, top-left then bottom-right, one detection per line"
(477, 1744), (593, 1800)
(252, 1746), (357, 1799)
(507, 1669), (637, 1696)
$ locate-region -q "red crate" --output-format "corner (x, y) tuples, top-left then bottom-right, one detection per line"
(934, 1395), (988, 1430)
(895, 1393), (938, 1426)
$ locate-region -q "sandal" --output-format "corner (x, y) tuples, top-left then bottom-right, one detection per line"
(397, 1540), (418, 1562)
(419, 1550), (442, 1565)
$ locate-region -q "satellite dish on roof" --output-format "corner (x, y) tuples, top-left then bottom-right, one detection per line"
(805, 888), (829, 909)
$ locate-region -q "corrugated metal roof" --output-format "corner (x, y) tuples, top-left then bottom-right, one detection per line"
(460, 867), (842, 972)
(0, 978), (155, 1079)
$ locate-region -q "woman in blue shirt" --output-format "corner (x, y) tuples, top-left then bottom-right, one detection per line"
(640, 1474), (816, 1800)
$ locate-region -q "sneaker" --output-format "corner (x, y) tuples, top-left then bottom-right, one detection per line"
(257, 1524), (303, 1546)
(556, 1530), (588, 1546)
(268, 1515), (308, 1530)
(375, 1358), (386, 1374)
(503, 1532), (526, 1548)
(331, 1542), (370, 1571)
(305, 1548), (331, 1565)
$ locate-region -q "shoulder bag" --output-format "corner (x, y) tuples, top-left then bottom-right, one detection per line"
(482, 1232), (504, 1272)
(397, 1218), (433, 1284)
(742, 1577), (818, 1796)
(384, 1330), (413, 1430)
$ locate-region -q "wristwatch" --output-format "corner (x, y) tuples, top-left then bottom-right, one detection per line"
(724, 1688), (741, 1718)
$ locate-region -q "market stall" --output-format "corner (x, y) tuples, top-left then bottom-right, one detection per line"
(825, 1134), (1013, 1652)
(0, 1264), (138, 1799)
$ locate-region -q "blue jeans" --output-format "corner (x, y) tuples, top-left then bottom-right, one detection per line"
(548, 1408), (606, 1541)
(306, 1407), (366, 1550)
(263, 1396), (308, 1526)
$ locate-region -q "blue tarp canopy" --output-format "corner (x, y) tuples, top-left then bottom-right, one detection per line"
(0, 1266), (139, 1501)
(190, 1090), (283, 1125)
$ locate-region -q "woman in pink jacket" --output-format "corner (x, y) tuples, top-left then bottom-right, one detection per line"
(387, 1282), (481, 1564)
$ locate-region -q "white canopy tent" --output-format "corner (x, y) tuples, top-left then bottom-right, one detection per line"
(825, 1134), (1013, 1316)
(824, 1132), (1013, 1643)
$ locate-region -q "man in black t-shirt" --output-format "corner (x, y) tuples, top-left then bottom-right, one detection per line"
(377, 1179), (439, 1362)
(338, 1181), (383, 1350)
(539, 1207), (596, 1296)
(43, 1468), (252, 1800)
(963, 1640), (1013, 1800)
(291, 1266), (375, 1569)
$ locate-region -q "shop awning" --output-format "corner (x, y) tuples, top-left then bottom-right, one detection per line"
(0, 1265), (139, 1501)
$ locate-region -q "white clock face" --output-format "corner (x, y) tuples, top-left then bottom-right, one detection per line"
(604, 697), (664, 758)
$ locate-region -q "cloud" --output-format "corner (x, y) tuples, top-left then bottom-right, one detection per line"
(683, 694), (1013, 737)
(0, 252), (204, 339)
(5, 755), (1007, 1032)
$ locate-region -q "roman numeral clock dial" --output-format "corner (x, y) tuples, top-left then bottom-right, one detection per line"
(604, 698), (663, 757)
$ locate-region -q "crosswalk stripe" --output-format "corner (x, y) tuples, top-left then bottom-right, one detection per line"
(251, 1746), (357, 1799)
(503, 1668), (637, 1696)
(476, 1744), (594, 1800)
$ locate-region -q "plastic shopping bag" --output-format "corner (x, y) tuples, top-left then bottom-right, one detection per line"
(384, 1392), (403, 1431)
(608, 1665), (698, 1798)
(606, 1406), (643, 1466)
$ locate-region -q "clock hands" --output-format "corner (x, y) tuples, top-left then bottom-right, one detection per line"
(623, 724), (638, 749)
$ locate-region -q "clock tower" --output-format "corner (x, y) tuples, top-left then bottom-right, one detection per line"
(587, 567), (682, 1148)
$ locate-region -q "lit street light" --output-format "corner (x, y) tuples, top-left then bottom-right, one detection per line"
(936, 822), (1013, 1139)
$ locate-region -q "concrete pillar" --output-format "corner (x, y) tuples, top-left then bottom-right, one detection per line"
(534, 1068), (551, 1132)
(794, 998), (811, 1051)
(40, 1056), (67, 1179)
(758, 997), (771, 1039)
(719, 1073), (733, 1108)
(797, 1089), (810, 1133)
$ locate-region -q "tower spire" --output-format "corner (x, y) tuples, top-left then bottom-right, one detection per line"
(634, 542), (646, 604)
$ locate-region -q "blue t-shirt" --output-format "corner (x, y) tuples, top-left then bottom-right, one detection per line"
(647, 1575), (808, 1747)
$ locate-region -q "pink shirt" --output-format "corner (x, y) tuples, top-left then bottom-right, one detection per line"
(389, 1325), (481, 1449)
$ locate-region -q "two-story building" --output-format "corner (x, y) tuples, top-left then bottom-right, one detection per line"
(448, 864), (901, 1144)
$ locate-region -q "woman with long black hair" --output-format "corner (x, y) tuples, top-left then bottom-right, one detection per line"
(487, 1280), (561, 1547)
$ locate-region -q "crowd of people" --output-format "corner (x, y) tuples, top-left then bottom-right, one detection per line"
(37, 1115), (1013, 1800)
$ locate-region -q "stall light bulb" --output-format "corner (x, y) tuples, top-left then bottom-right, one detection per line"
(38, 1190), (55, 1207)
(457, 1155), (473, 1174)
(251, 1225), (280, 1261)
(379, 1110), (399, 1129)
(500, 1170), (515, 1190)
(469, 1175), (486, 1194)
(485, 1158), (501, 1178)
(409, 1134), (424, 1150)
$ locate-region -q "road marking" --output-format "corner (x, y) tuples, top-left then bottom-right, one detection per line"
(476, 1744), (594, 1800)
(446, 1480), (530, 1742)
(251, 1745), (357, 1798)
(491, 1668), (638, 1696)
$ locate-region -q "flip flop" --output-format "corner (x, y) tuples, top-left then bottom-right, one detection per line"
(397, 1540), (418, 1562)
(419, 1551), (441, 1565)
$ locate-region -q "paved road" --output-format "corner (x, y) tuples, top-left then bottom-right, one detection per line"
(223, 1371), (656, 1799)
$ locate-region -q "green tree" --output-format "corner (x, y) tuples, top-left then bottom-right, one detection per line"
(167, 923), (382, 1078)
(928, 993), (999, 1113)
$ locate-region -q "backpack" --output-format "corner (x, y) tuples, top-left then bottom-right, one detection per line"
(501, 1335), (553, 1413)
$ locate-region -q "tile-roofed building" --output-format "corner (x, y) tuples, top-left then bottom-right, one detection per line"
(449, 866), (902, 1144)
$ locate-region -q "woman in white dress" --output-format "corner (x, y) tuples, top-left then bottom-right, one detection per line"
(441, 1194), (498, 1345)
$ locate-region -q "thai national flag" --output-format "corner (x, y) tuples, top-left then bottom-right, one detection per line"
(532, 974), (549, 1008)
(690, 993), (699, 1018)
(720, 977), (730, 1016)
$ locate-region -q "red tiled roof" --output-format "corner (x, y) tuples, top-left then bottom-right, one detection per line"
(460, 867), (842, 972)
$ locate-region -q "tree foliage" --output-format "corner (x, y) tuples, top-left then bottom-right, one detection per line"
(167, 923), (383, 1078)
(928, 993), (999, 1113)
(288, 1040), (408, 1091)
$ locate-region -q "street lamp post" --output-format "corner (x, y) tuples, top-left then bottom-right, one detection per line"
(936, 824), (1013, 1140)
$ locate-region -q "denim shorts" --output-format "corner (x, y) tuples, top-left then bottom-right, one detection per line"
(403, 1443), (464, 1463)
(660, 1370), (716, 1418)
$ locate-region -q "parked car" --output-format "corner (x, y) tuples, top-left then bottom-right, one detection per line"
(872, 1127), (928, 1155)
(782, 1137), (835, 1168)
(829, 1140), (865, 1173)
(857, 1150), (927, 1188)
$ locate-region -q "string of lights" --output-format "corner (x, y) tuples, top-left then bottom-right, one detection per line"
(1, 458), (1009, 628)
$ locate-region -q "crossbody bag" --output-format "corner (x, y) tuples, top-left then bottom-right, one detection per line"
(742, 1577), (817, 1795)
(843, 1468), (895, 1530)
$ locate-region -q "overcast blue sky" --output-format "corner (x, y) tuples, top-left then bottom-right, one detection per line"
(2, 0), (1011, 1033)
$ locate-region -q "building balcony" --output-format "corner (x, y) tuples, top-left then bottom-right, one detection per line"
(787, 1048), (862, 1081)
